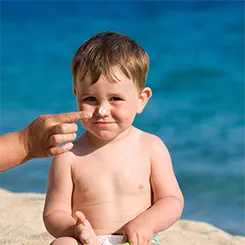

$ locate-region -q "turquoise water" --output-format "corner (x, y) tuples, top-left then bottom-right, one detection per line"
(0, 1), (244, 236)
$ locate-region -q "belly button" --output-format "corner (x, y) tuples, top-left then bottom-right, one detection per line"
(83, 187), (89, 193)
(138, 184), (144, 189)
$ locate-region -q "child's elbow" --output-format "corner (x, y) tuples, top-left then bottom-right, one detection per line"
(42, 211), (56, 237)
(176, 193), (184, 220)
(42, 208), (49, 225)
(42, 212), (51, 232)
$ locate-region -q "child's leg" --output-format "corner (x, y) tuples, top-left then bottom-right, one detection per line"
(50, 237), (82, 245)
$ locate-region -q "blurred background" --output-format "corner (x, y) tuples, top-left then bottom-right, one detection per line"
(0, 0), (244, 236)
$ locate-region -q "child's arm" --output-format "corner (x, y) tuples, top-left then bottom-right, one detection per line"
(43, 152), (77, 238)
(148, 135), (184, 231)
(123, 135), (184, 245)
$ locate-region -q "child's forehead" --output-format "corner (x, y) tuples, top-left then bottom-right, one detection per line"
(86, 67), (129, 83)
(80, 69), (134, 89)
(76, 77), (139, 98)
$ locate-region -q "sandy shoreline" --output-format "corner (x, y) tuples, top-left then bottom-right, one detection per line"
(0, 188), (244, 245)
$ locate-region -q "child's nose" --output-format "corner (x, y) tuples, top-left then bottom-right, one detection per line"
(96, 106), (111, 117)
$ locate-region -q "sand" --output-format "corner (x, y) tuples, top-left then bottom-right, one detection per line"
(0, 188), (244, 245)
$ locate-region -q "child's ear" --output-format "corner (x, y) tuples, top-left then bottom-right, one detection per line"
(73, 86), (77, 96)
(137, 87), (152, 114)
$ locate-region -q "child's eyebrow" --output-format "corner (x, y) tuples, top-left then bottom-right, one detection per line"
(108, 93), (126, 99)
(109, 92), (124, 96)
(77, 93), (93, 98)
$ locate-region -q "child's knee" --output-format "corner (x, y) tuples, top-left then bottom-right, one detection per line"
(50, 237), (81, 245)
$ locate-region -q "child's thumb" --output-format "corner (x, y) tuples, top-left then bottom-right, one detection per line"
(75, 211), (86, 225)
(121, 233), (128, 244)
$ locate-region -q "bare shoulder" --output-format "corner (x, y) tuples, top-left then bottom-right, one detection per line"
(68, 133), (90, 156)
(51, 134), (87, 168)
(138, 130), (170, 157)
(49, 150), (75, 172)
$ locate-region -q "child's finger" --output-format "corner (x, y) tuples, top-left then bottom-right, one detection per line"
(75, 211), (86, 226)
(121, 233), (128, 243)
(128, 231), (138, 245)
(79, 229), (92, 244)
(138, 235), (144, 245)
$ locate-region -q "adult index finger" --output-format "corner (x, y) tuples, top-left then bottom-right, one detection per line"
(53, 111), (92, 124)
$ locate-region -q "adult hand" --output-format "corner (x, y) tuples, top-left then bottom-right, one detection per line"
(122, 219), (154, 245)
(21, 111), (92, 158)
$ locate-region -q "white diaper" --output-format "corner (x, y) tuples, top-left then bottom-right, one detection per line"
(97, 234), (159, 245)
(97, 235), (123, 245)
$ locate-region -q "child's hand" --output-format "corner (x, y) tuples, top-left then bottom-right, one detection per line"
(122, 219), (154, 245)
(74, 211), (93, 244)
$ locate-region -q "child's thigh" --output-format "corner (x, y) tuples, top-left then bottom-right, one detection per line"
(50, 237), (81, 245)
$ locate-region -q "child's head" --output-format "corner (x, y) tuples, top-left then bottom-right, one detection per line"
(71, 31), (149, 92)
(71, 32), (152, 141)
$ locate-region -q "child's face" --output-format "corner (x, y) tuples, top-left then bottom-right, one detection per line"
(73, 68), (150, 141)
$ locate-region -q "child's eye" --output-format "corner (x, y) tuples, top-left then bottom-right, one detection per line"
(83, 97), (97, 102)
(110, 97), (122, 102)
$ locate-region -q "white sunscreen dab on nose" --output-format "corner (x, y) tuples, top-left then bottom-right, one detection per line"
(98, 107), (107, 116)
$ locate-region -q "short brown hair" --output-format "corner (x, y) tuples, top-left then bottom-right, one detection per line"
(71, 31), (149, 91)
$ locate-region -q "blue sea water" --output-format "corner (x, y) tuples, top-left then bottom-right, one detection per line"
(0, 0), (244, 236)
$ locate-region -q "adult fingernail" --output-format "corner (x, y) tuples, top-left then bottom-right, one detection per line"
(84, 111), (92, 118)
(65, 142), (73, 150)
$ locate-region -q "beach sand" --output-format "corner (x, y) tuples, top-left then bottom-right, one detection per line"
(0, 188), (244, 245)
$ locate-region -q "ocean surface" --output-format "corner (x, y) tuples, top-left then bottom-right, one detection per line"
(0, 0), (244, 236)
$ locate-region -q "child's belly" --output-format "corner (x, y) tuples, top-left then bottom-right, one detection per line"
(71, 154), (152, 235)
(72, 175), (152, 235)
(73, 193), (151, 235)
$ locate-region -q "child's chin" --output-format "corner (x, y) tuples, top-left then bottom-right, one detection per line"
(94, 132), (118, 141)
(89, 130), (119, 141)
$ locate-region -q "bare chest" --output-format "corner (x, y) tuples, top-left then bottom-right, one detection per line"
(71, 152), (151, 203)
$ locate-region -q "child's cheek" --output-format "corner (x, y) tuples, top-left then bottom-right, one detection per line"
(78, 103), (95, 115)
(112, 104), (135, 120)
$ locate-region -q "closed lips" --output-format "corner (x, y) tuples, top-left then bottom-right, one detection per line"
(94, 121), (114, 124)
